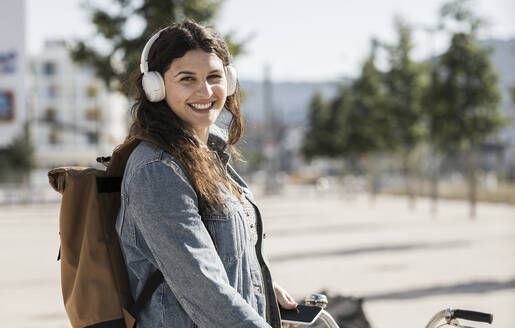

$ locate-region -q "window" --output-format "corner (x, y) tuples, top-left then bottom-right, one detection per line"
(86, 85), (98, 98)
(85, 108), (100, 121)
(0, 91), (14, 121)
(43, 107), (57, 122)
(42, 61), (56, 75)
(0, 51), (17, 74)
(86, 131), (99, 144)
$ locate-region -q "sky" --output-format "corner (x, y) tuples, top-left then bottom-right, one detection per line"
(26, 0), (515, 82)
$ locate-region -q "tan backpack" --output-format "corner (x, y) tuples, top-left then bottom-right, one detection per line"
(48, 136), (163, 328)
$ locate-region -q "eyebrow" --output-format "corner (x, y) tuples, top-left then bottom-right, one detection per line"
(174, 69), (222, 77)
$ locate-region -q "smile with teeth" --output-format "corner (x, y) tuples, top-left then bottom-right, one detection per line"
(188, 102), (214, 110)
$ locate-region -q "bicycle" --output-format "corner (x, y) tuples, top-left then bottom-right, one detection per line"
(299, 294), (493, 328)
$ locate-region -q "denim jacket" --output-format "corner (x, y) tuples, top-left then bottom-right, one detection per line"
(115, 126), (282, 328)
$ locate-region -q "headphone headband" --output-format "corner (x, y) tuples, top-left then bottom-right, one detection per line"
(140, 27), (169, 73)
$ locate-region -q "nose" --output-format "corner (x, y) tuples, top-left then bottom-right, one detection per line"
(195, 80), (213, 98)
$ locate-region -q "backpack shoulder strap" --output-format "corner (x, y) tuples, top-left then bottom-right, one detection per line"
(105, 136), (145, 177)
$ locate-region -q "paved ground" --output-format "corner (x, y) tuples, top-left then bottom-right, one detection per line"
(1, 185), (514, 328)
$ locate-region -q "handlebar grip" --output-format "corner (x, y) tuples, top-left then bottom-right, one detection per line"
(453, 309), (493, 324)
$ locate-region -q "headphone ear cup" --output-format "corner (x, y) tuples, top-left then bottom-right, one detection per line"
(225, 65), (238, 96)
(142, 71), (165, 102)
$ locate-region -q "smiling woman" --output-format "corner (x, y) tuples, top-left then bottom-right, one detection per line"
(117, 20), (297, 328)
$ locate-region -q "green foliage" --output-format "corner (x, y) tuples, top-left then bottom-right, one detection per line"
(427, 0), (503, 151)
(344, 54), (391, 154)
(0, 123), (34, 182)
(302, 91), (334, 159)
(428, 32), (502, 150)
(383, 18), (427, 153)
(328, 86), (353, 155)
(240, 149), (265, 172)
(439, 0), (487, 35)
(70, 0), (243, 95)
(302, 24), (426, 162)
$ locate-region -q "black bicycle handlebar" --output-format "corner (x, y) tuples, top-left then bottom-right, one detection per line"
(453, 309), (493, 324)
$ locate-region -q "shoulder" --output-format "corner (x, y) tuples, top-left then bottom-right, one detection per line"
(129, 141), (163, 164)
(123, 141), (190, 190)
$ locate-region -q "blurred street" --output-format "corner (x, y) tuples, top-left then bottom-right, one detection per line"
(0, 185), (514, 328)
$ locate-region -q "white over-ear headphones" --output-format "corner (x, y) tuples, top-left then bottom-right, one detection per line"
(140, 27), (238, 102)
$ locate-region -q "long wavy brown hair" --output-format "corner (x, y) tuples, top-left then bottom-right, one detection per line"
(128, 20), (244, 210)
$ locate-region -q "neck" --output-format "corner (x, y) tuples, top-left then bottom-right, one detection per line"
(193, 127), (209, 146)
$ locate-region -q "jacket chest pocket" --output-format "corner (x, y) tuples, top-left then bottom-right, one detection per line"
(203, 205), (248, 263)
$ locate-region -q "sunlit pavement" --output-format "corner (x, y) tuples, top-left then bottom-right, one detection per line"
(1, 185), (514, 328)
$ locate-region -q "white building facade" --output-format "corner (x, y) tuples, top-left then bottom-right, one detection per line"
(29, 40), (128, 167)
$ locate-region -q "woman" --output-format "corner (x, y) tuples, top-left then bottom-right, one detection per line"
(115, 20), (297, 327)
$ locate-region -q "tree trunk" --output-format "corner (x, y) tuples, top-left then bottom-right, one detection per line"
(430, 170), (439, 216)
(467, 148), (478, 219)
(430, 146), (440, 216)
(403, 154), (416, 210)
(364, 155), (378, 203)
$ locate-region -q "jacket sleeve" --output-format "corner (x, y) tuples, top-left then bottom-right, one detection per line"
(127, 159), (271, 328)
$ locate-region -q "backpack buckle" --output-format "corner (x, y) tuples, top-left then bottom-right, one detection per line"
(96, 156), (111, 167)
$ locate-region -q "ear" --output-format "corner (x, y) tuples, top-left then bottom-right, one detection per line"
(142, 71), (166, 102)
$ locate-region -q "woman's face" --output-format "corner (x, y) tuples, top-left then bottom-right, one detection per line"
(163, 49), (227, 141)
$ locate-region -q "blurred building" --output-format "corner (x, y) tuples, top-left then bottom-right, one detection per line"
(483, 38), (515, 166)
(28, 40), (128, 168)
(240, 80), (339, 125)
(0, 0), (26, 147)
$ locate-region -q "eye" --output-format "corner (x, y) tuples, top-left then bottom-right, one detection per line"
(208, 74), (222, 80)
(180, 76), (194, 82)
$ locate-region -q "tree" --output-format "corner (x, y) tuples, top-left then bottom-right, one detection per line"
(431, 0), (503, 218)
(302, 91), (339, 160)
(0, 122), (34, 183)
(383, 18), (426, 209)
(302, 52), (395, 198)
(422, 57), (444, 215)
(70, 0), (245, 95)
(341, 52), (392, 197)
(346, 54), (390, 154)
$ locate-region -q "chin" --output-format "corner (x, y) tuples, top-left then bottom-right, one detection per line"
(194, 119), (217, 129)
